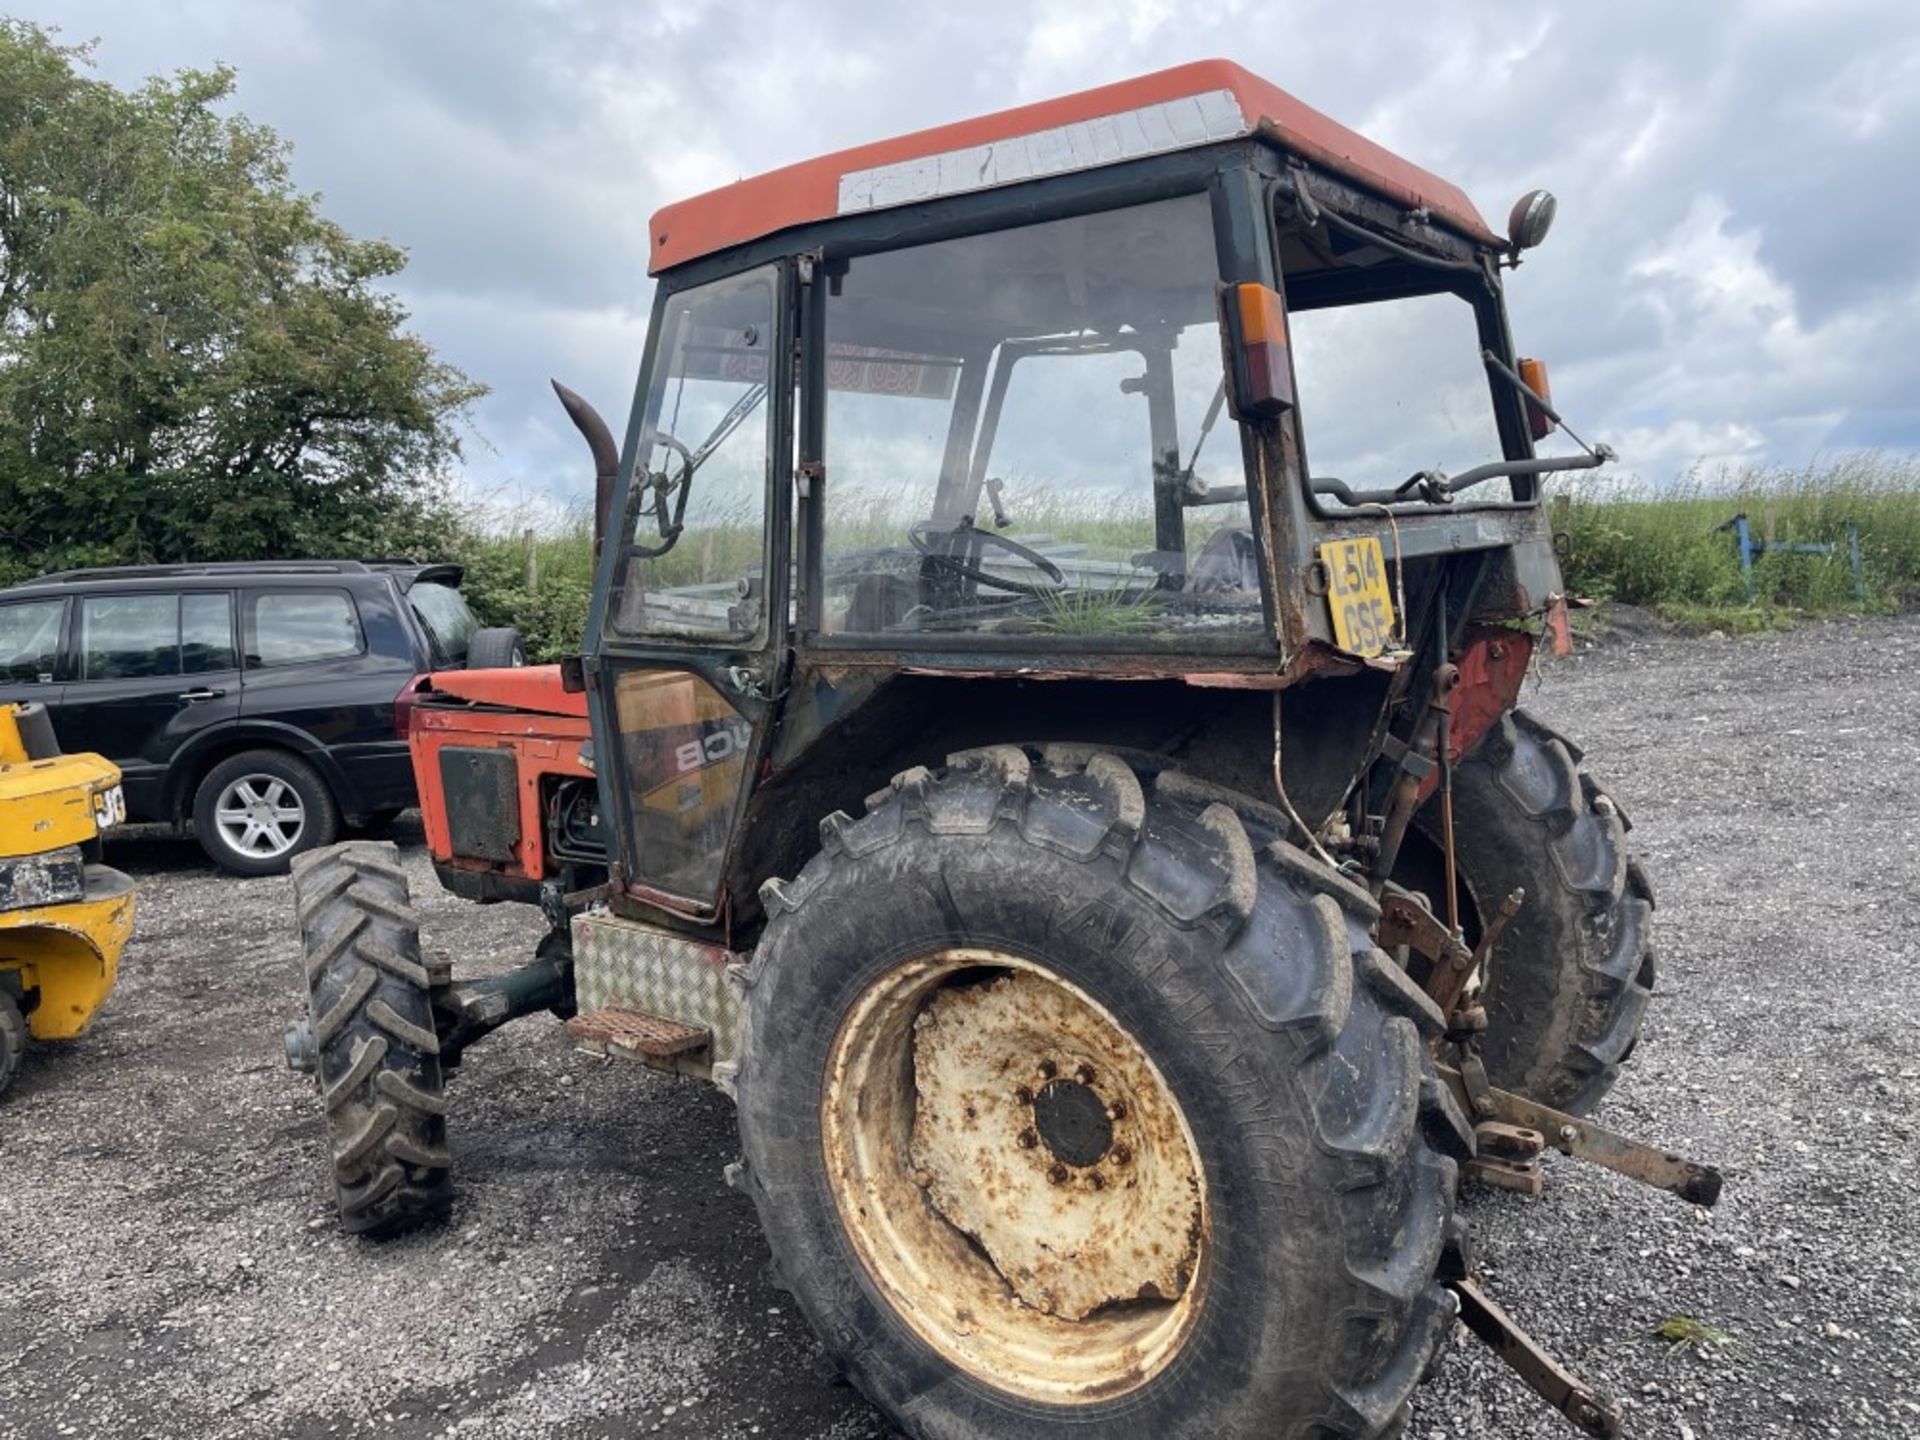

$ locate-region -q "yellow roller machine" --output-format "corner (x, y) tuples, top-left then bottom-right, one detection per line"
(0, 701), (135, 1096)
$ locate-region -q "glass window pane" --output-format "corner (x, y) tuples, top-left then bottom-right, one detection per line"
(1287, 292), (1504, 503)
(614, 267), (776, 640)
(252, 592), (362, 666)
(0, 600), (64, 683)
(408, 582), (478, 665)
(819, 194), (1262, 644)
(81, 593), (180, 680)
(182, 593), (235, 673)
(613, 668), (753, 903)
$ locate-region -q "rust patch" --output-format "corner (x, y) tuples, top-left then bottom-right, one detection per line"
(819, 947), (1209, 1403)
(909, 973), (1201, 1322)
(565, 1006), (710, 1059)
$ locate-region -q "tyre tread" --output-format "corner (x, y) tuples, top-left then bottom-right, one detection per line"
(1453, 711), (1654, 1113)
(742, 747), (1455, 1439)
(292, 840), (451, 1237)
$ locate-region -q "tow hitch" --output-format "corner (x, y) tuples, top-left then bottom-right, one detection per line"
(1375, 881), (1725, 1437)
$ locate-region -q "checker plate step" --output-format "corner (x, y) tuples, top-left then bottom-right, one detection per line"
(566, 1006), (711, 1059)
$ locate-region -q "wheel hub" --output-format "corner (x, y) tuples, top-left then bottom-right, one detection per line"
(907, 969), (1201, 1322)
(823, 950), (1209, 1400)
(1031, 1078), (1112, 1167)
(216, 774), (304, 857)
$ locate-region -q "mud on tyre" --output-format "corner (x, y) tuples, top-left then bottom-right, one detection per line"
(291, 840), (451, 1236)
(1419, 710), (1655, 1116)
(735, 746), (1470, 1439)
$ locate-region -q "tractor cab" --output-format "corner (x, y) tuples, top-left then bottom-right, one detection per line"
(582, 59), (1598, 923)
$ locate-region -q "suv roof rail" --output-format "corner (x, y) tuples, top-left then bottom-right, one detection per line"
(16, 560), (378, 587)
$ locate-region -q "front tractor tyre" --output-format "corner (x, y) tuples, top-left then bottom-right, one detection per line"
(736, 747), (1470, 1439)
(1417, 710), (1655, 1116)
(291, 840), (452, 1236)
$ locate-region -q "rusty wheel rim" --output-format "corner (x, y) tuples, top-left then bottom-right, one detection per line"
(822, 947), (1208, 1403)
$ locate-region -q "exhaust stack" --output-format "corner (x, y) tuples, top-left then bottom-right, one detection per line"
(550, 380), (619, 548)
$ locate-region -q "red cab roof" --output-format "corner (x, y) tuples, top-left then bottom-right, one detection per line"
(648, 59), (1499, 274)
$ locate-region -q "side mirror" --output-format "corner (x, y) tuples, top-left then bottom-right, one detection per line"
(1506, 190), (1557, 252)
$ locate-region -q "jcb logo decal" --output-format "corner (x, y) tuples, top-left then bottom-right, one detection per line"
(674, 723), (747, 775)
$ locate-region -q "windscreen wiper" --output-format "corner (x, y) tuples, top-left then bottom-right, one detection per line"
(632, 382), (769, 559)
(1313, 452), (1609, 508)
(1313, 352), (1614, 508)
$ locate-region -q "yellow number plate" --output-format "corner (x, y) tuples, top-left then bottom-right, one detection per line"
(1320, 538), (1397, 657)
(92, 783), (126, 829)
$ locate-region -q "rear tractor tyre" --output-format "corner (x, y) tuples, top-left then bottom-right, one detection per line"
(736, 747), (1469, 1439)
(291, 840), (452, 1236)
(1415, 710), (1655, 1116)
(0, 989), (26, 1097)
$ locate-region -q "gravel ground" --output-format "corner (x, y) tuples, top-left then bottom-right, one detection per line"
(2, 615), (1916, 1439)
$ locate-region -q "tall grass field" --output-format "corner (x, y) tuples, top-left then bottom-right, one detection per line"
(1556, 455), (1920, 632)
(455, 456), (1920, 658)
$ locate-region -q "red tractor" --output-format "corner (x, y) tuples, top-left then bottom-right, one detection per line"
(285, 61), (1717, 1438)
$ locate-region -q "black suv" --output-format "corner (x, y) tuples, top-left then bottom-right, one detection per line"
(0, 561), (523, 875)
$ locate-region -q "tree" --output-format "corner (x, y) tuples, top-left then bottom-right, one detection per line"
(0, 22), (484, 580)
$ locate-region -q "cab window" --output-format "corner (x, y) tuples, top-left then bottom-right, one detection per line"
(614, 266), (777, 641)
(817, 194), (1260, 643)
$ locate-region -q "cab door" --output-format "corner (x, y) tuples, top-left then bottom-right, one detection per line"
(587, 261), (792, 917)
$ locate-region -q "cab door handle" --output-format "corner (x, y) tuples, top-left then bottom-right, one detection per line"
(178, 687), (227, 702)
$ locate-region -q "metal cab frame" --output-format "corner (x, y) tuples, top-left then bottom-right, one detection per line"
(582, 137), (1567, 928)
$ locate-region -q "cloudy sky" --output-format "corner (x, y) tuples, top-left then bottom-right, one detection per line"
(18, 0), (1920, 515)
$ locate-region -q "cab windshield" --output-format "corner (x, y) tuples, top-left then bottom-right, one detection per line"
(817, 193), (1265, 644)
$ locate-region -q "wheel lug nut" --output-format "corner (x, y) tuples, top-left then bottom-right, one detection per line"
(1047, 1162), (1068, 1185)
(1038, 1059), (1058, 1079)
(1111, 1143), (1132, 1166)
(1014, 1085), (1033, 1105)
(1017, 1128), (1038, 1150)
(1108, 1099), (1127, 1120)
(1074, 1063), (1095, 1085)
(1089, 1171), (1106, 1190)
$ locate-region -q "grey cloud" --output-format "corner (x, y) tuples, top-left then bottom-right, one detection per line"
(18, 0), (1920, 501)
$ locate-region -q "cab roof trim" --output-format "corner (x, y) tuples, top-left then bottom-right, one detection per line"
(647, 59), (1501, 274)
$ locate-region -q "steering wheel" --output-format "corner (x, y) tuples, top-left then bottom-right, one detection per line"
(632, 432), (696, 558)
(908, 518), (1066, 595)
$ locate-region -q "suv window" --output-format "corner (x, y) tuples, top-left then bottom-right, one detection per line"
(250, 591), (364, 667)
(182, 592), (237, 673)
(82, 593), (181, 680)
(0, 599), (64, 683)
(407, 581), (478, 665)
